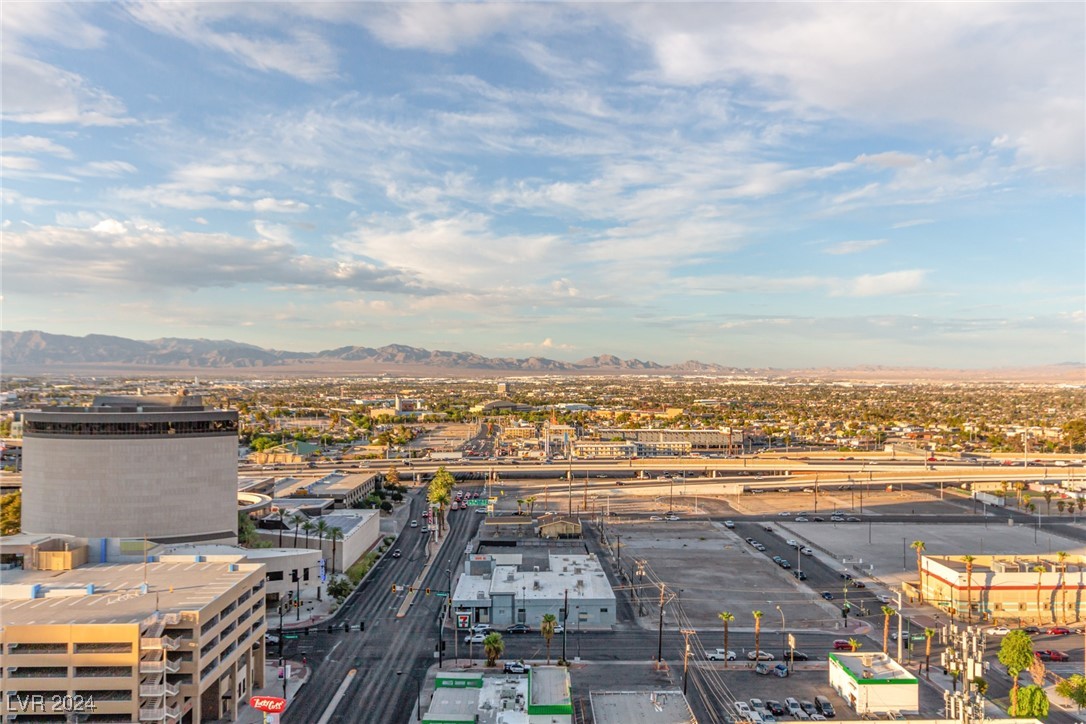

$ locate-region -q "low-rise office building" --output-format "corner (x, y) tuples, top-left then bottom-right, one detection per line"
(256, 509), (380, 575)
(452, 552), (616, 630)
(918, 553), (1086, 622)
(590, 690), (697, 724)
(275, 470), (378, 507)
(827, 652), (918, 716)
(1, 558), (267, 723)
(158, 545), (322, 606)
(423, 667), (571, 724)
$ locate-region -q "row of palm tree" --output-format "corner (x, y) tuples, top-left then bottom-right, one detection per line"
(274, 510), (345, 575)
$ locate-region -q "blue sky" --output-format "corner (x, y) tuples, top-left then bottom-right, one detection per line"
(3, 2), (1083, 368)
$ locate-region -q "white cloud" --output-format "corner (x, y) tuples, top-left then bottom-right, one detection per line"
(253, 197), (309, 213)
(72, 161), (138, 177)
(1, 54), (130, 126)
(359, 4), (525, 53)
(91, 218), (127, 235)
(836, 270), (927, 297)
(891, 219), (934, 229)
(823, 239), (887, 255)
(3, 135), (74, 158)
(1, 156), (38, 171)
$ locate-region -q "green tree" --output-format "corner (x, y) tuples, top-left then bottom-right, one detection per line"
(999, 630), (1035, 715)
(1043, 490), (1054, 515)
(380, 500), (393, 513)
(328, 527), (344, 576)
(301, 520), (315, 548)
(847, 638), (862, 652)
(483, 632), (505, 667)
(911, 540), (926, 603)
(752, 610), (764, 660)
(1014, 685), (1049, 718)
(924, 628), (936, 677)
(971, 676), (988, 695)
(429, 467), (455, 532)
(1056, 674), (1086, 710)
(289, 513), (306, 547)
(327, 575), (352, 601)
(0, 490), (21, 536)
(386, 465), (400, 487)
(718, 611), (735, 669)
(881, 606), (896, 653)
(541, 613), (557, 665)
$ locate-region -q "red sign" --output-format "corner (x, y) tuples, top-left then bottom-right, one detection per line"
(250, 696), (287, 713)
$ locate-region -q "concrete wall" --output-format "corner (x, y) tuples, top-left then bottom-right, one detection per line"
(22, 435), (237, 542)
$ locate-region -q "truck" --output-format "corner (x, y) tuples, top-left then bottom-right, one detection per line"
(705, 648), (735, 661)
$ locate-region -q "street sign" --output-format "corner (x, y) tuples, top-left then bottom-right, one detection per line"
(283, 634), (299, 640)
(456, 613), (472, 629)
(465, 499), (488, 506)
(435, 591), (449, 597)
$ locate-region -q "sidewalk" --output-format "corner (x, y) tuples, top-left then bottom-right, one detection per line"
(233, 659), (310, 724)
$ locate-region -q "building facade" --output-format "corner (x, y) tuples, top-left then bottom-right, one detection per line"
(20, 395), (238, 548)
(1, 559), (266, 723)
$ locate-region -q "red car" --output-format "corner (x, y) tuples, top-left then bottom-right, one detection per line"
(1036, 650), (1069, 662)
(1048, 627), (1072, 635)
(833, 640), (853, 651)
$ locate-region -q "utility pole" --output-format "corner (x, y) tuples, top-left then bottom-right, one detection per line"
(561, 589), (568, 663)
(656, 582), (666, 664)
(681, 629), (695, 694)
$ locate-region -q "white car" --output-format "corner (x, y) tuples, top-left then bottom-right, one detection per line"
(786, 539), (798, 548)
(777, 511), (792, 517)
(747, 650), (774, 661)
(650, 515), (664, 521)
(464, 633), (486, 644)
(750, 698), (765, 712)
(877, 594), (893, 604)
(800, 547), (813, 556)
(409, 520), (418, 528)
(265, 633), (280, 644)
(665, 515), (680, 521)
(724, 520), (735, 528)
(989, 626), (1012, 635)
(735, 702), (752, 716)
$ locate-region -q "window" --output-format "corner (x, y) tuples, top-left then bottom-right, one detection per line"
(303, 568), (310, 581)
(600, 608), (609, 613)
(267, 571), (284, 582)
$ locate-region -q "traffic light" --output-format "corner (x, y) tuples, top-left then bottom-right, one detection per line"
(359, 620), (365, 632)
(303, 627), (309, 636)
(391, 584), (397, 594)
(425, 587), (431, 595)
(343, 622), (350, 633)
(841, 607), (849, 620)
(327, 624), (334, 633)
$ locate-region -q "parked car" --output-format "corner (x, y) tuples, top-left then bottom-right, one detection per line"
(735, 702), (752, 717)
(749, 699), (765, 712)
(814, 696), (836, 718)
(779, 560), (791, 569)
(785, 698), (803, 717)
(821, 591), (834, 600)
(506, 623), (532, 634)
(1049, 627), (1072, 635)
(1036, 650), (1069, 662)
(747, 650), (775, 661)
(832, 639), (853, 650)
(766, 701), (786, 716)
(800, 701), (818, 717)
(503, 661), (529, 674)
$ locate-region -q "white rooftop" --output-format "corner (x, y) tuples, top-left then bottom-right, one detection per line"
(487, 555), (615, 602)
(590, 690), (696, 724)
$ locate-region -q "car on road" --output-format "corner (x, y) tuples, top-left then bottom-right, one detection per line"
(666, 515), (680, 521)
(833, 639), (853, 650)
(1036, 650), (1069, 662)
(724, 520), (735, 528)
(778, 512), (792, 517)
(800, 547), (813, 556)
(851, 580), (866, 589)
(464, 633), (486, 644)
(471, 624), (492, 634)
(812, 516), (825, 522)
(421, 526), (429, 533)
(753, 543), (767, 551)
(503, 661), (530, 674)
(772, 556), (783, 564)
(830, 516), (844, 522)
(802, 488), (815, 493)
(747, 650), (775, 661)
(409, 520), (418, 527)
(265, 633), (280, 644)
(876, 594), (893, 604)
(786, 650), (811, 661)
(762, 523), (773, 531)
(1021, 626), (1041, 635)
(506, 624), (532, 634)
(391, 549), (401, 558)
(1049, 627), (1072, 635)
(650, 515), (664, 521)
(821, 591), (834, 600)
(988, 626), (1011, 635)
(706, 648), (737, 661)
(793, 570), (808, 580)
(795, 516), (810, 522)
(786, 539), (798, 548)
(553, 624), (564, 634)
(778, 560), (791, 569)
(846, 517), (861, 522)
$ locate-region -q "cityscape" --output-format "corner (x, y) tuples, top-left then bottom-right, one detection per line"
(2, 3), (1084, 724)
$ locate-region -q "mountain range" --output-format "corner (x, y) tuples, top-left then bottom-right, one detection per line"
(0, 331), (735, 374)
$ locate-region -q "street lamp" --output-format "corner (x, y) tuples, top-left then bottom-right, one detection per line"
(397, 670), (421, 722)
(776, 605), (787, 671)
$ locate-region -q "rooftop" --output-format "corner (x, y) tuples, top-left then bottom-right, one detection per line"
(590, 690), (696, 724)
(426, 672), (530, 724)
(275, 471), (377, 497)
(0, 561), (262, 626)
(829, 652), (918, 685)
(454, 553), (615, 603)
(528, 666), (571, 710)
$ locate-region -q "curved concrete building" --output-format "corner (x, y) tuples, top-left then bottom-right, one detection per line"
(21, 394), (238, 544)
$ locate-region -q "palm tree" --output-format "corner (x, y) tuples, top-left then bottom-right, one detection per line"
(314, 518), (329, 561)
(526, 496), (537, 516)
(290, 513), (306, 547)
(1033, 564), (1046, 624)
(962, 555), (976, 623)
(881, 606), (896, 653)
(752, 610), (764, 660)
(541, 614), (557, 664)
(328, 527), (344, 576)
(432, 489), (451, 532)
(718, 611), (735, 669)
(847, 638), (862, 652)
(1078, 498), (1084, 515)
(924, 628), (936, 677)
(911, 540), (926, 603)
(1058, 500), (1067, 515)
(515, 498), (525, 515)
(301, 520), (315, 548)
(1058, 551), (1070, 623)
(1043, 490), (1054, 515)
(482, 632), (504, 667)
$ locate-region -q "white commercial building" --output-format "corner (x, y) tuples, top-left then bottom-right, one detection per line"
(256, 509), (380, 575)
(827, 652), (919, 716)
(452, 552), (616, 630)
(424, 668), (572, 724)
(590, 690), (697, 724)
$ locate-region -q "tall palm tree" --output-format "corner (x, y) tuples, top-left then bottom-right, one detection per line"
(847, 638), (861, 652)
(962, 555), (976, 623)
(881, 606), (896, 653)
(482, 632), (504, 667)
(290, 513), (306, 547)
(718, 611), (735, 669)
(329, 527), (344, 576)
(924, 628), (936, 677)
(526, 496), (537, 516)
(911, 540), (926, 603)
(541, 613), (557, 664)
(301, 520), (315, 548)
(1033, 564), (1046, 624)
(516, 499), (525, 515)
(1057, 551), (1070, 624)
(1044, 490), (1054, 515)
(752, 610), (764, 660)
(315, 518), (330, 559)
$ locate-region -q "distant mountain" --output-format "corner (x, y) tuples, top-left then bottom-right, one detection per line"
(0, 330), (728, 374)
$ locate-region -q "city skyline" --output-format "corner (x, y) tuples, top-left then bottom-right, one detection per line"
(2, 3), (1084, 368)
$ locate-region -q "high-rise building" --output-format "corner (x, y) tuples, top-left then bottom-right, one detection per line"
(20, 394), (239, 553)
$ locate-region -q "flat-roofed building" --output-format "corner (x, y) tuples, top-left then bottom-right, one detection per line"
(20, 394), (238, 551)
(571, 441), (636, 459)
(590, 690), (697, 724)
(0, 559), (267, 723)
(595, 427), (743, 453)
(423, 668), (571, 724)
(275, 470), (378, 507)
(452, 552), (616, 629)
(256, 509), (380, 575)
(827, 651), (918, 715)
(158, 545), (321, 606)
(918, 553), (1086, 622)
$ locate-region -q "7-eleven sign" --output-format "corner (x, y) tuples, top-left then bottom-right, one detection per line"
(456, 613), (472, 630)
